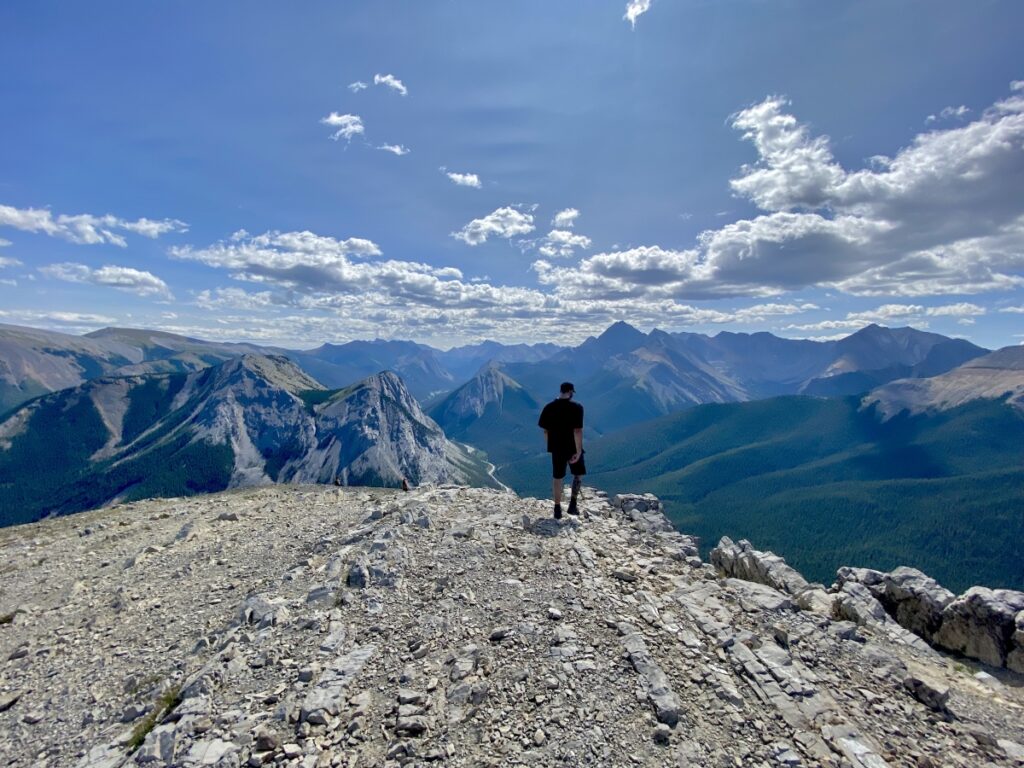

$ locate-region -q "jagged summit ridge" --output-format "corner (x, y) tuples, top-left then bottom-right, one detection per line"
(0, 356), (491, 526)
(1, 486), (1021, 767)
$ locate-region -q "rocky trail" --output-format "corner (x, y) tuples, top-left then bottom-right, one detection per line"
(0, 485), (1022, 767)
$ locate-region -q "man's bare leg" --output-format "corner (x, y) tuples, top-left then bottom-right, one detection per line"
(552, 478), (564, 518)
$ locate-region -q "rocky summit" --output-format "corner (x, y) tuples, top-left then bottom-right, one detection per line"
(1, 486), (1023, 768)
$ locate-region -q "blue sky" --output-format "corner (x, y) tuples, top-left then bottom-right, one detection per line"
(1, 0), (1022, 349)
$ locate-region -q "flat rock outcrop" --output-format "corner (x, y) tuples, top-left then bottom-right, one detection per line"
(0, 486), (1022, 767)
(714, 538), (1024, 677)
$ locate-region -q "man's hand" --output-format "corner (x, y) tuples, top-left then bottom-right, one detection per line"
(570, 452), (581, 464)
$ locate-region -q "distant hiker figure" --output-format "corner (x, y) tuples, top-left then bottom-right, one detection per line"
(538, 382), (585, 519)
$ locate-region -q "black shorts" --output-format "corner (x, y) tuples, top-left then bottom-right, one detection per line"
(551, 450), (586, 480)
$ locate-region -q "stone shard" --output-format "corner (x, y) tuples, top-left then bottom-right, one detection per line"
(724, 578), (794, 612)
(183, 738), (238, 766)
(619, 623), (680, 726)
(75, 745), (127, 768)
(902, 674), (950, 712)
(710, 537), (810, 597)
(238, 594), (290, 629)
(794, 587), (835, 616)
(301, 644), (377, 721)
(836, 580), (889, 626)
(134, 723), (176, 764)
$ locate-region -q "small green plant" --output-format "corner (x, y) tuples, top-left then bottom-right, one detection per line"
(127, 672), (163, 696)
(127, 684), (182, 752)
(0, 611), (14, 625)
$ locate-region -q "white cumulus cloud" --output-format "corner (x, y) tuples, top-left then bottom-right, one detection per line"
(374, 73), (408, 96)
(543, 83), (1024, 302)
(40, 263), (173, 299)
(0, 256), (21, 268)
(320, 113), (364, 142)
(536, 230), (592, 259)
(452, 207), (535, 246)
(377, 144), (410, 156)
(624, 0), (652, 28)
(348, 81), (368, 93)
(0, 204), (187, 246)
(552, 208), (580, 228)
(446, 171), (482, 188)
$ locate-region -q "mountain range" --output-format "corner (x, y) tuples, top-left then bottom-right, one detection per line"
(430, 322), (990, 461)
(0, 354), (492, 527)
(0, 323), (564, 411)
(0, 321), (988, 425)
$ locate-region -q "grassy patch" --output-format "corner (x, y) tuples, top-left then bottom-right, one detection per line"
(127, 684), (182, 752)
(126, 672), (163, 696)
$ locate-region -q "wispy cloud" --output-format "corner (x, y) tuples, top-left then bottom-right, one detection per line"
(452, 207), (535, 245)
(925, 105), (970, 124)
(0, 256), (21, 268)
(39, 263), (173, 299)
(196, 287), (278, 310)
(374, 73), (407, 96)
(348, 81), (368, 93)
(0, 309), (119, 326)
(445, 171), (482, 188)
(624, 0), (652, 29)
(785, 302), (987, 332)
(552, 208), (580, 228)
(320, 112), (364, 142)
(377, 144), (410, 156)
(0, 204), (187, 246)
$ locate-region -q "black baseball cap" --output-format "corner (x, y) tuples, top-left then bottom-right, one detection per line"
(559, 382), (575, 394)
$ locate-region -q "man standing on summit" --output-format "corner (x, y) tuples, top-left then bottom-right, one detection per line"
(538, 382), (585, 519)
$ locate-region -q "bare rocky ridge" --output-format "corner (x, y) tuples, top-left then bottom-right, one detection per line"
(1, 486), (1023, 767)
(865, 345), (1024, 419)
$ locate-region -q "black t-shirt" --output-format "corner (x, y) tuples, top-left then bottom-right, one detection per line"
(538, 398), (584, 454)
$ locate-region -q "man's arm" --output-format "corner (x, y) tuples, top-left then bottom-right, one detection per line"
(571, 428), (583, 462)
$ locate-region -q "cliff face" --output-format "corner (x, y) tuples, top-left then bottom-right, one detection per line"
(0, 486), (1022, 768)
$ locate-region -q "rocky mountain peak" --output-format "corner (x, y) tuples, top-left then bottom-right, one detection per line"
(1, 486), (1022, 767)
(594, 320), (647, 353)
(215, 354), (325, 394)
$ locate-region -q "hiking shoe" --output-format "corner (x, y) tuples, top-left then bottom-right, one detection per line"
(553, 503), (562, 519)
(566, 498), (579, 516)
